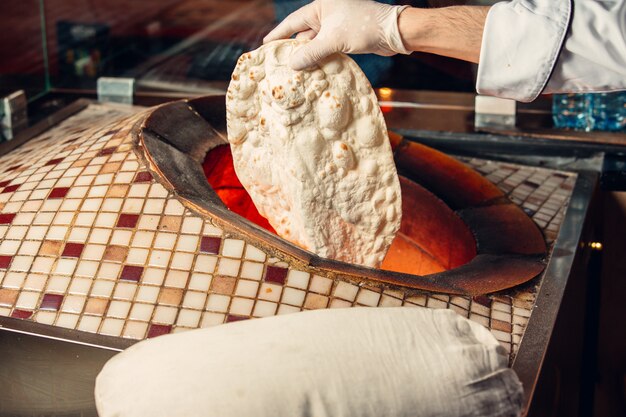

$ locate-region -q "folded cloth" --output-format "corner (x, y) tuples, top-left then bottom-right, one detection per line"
(95, 307), (523, 417)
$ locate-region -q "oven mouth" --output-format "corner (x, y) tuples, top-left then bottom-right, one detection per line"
(133, 95), (547, 295)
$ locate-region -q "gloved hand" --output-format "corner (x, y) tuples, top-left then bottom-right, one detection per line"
(263, 0), (411, 70)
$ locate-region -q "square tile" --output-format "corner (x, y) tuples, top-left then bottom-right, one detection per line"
(129, 303), (154, 321)
(152, 306), (177, 324)
(103, 245), (129, 263)
(147, 324), (172, 338)
(265, 266), (288, 285)
(116, 213), (139, 228)
(48, 187), (69, 199)
(200, 236), (221, 254)
(158, 288), (184, 306)
(120, 265), (143, 282)
(0, 288), (18, 307)
(210, 276), (237, 295)
(217, 258), (240, 277)
(40, 294), (64, 311)
(222, 239), (245, 258)
(61, 243), (84, 258)
(304, 293), (329, 310)
(158, 216), (182, 233)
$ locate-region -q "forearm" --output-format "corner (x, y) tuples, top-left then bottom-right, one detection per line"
(398, 6), (490, 64)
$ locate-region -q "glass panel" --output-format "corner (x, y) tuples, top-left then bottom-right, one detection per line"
(0, 0), (50, 102)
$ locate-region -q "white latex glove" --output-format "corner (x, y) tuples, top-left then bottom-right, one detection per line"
(263, 0), (411, 70)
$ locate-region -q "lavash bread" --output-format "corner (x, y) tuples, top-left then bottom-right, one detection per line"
(95, 307), (524, 417)
(226, 40), (402, 268)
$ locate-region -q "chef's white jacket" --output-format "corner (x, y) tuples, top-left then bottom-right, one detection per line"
(477, 0), (626, 102)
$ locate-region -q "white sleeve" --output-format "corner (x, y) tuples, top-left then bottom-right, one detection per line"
(477, 0), (626, 102)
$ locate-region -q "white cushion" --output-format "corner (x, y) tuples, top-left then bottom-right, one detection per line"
(95, 307), (523, 417)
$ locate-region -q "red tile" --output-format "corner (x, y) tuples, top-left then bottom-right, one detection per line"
(2, 184), (20, 194)
(147, 324), (172, 338)
(4, 164), (21, 172)
(264, 266), (288, 285)
(48, 187), (70, 199)
(120, 265), (143, 282)
(45, 158), (64, 166)
(200, 236), (221, 254)
(11, 309), (33, 319)
(134, 171), (153, 183)
(98, 147), (117, 156)
(473, 295), (492, 307)
(0, 256), (12, 269)
(0, 180), (11, 188)
(40, 294), (64, 311)
(226, 314), (248, 323)
(62, 243), (84, 258)
(0, 213), (16, 225)
(116, 214), (139, 228)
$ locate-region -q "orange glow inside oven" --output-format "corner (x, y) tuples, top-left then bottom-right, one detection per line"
(203, 145), (476, 276)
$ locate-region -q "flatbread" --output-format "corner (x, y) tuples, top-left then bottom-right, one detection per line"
(226, 40), (401, 268)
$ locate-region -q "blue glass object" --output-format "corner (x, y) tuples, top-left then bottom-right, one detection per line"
(552, 93), (593, 131)
(591, 92), (626, 132)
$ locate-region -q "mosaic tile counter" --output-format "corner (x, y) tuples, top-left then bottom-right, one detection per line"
(0, 103), (576, 361)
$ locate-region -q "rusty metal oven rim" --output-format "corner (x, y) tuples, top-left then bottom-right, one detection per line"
(0, 98), (598, 412)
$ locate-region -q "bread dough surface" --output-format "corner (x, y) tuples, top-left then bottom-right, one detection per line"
(226, 40), (402, 267)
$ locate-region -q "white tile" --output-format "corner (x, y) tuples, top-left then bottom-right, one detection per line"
(356, 289), (381, 307)
(90, 280), (115, 298)
(153, 306), (177, 324)
(229, 297), (253, 316)
(97, 262), (121, 280)
(258, 283), (282, 302)
(35, 311), (57, 325)
(142, 268), (166, 286)
(147, 249), (170, 268)
(143, 199), (165, 214)
(56, 313), (79, 329)
(194, 255), (217, 274)
(181, 217), (203, 234)
(68, 227), (90, 242)
(101, 198), (123, 212)
(54, 259), (78, 276)
(277, 304), (301, 315)
(138, 215), (160, 231)
(89, 228), (112, 244)
(75, 260), (99, 278)
(113, 282), (137, 300)
(253, 301), (277, 317)
(110, 230), (132, 246)
(6, 226), (28, 240)
(82, 244), (105, 261)
(170, 252), (194, 270)
(309, 275), (333, 295)
(107, 300), (131, 318)
(94, 213), (117, 228)
(222, 239), (245, 258)
(333, 281), (358, 301)
(148, 183), (169, 198)
(123, 321), (148, 339)
(129, 303), (154, 321)
(244, 245), (266, 262)
(135, 285), (160, 303)
(126, 248), (149, 265)
(200, 312), (225, 328)
(61, 295), (86, 313)
(235, 280), (259, 298)
(100, 318), (124, 337)
(164, 199), (184, 215)
(75, 212), (97, 227)
(206, 294), (230, 313)
(23, 273), (47, 291)
(329, 299), (352, 309)
(203, 222), (223, 236)
(122, 198), (145, 214)
(15, 291), (40, 309)
(46, 275), (71, 293)
(286, 270), (310, 290)
(68, 277), (92, 295)
(81, 198), (103, 212)
(78, 315), (102, 333)
(187, 273), (212, 292)
(132, 231), (154, 248)
(176, 235), (199, 252)
(240, 261), (264, 280)
(163, 270), (189, 289)
(0, 239), (20, 255)
(281, 287), (306, 307)
(427, 297), (448, 309)
(182, 291), (207, 309)
(177, 309), (201, 327)
(154, 232), (177, 250)
(217, 258), (240, 277)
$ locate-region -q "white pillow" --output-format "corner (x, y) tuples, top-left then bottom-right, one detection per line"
(95, 307), (523, 417)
